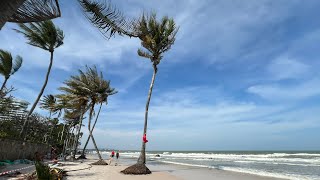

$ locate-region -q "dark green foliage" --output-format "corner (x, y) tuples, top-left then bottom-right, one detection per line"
(14, 20), (64, 52)
(0, 49), (23, 91)
(79, 0), (137, 38)
(35, 161), (53, 180)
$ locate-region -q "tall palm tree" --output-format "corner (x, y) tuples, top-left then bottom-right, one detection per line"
(15, 20), (64, 137)
(0, 49), (23, 92)
(121, 14), (178, 174)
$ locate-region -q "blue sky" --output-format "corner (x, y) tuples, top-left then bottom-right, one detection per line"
(1, 0), (320, 151)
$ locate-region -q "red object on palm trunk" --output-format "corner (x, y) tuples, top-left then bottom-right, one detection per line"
(143, 133), (148, 143)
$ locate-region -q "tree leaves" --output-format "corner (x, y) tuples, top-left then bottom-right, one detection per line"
(14, 20), (64, 52)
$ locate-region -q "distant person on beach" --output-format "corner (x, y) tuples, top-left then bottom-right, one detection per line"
(111, 150), (115, 157)
(116, 151), (119, 159)
(114, 151), (120, 166)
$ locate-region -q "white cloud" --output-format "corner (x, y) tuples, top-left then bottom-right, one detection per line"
(80, 85), (320, 150)
(267, 56), (309, 80)
(247, 79), (320, 101)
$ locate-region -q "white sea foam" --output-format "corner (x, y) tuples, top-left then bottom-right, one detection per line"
(107, 151), (320, 179)
(159, 160), (317, 180)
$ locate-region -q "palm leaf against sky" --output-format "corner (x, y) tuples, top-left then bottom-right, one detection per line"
(15, 20), (64, 52)
(79, 0), (138, 38)
(0, 49), (23, 91)
(0, 0), (61, 30)
(40, 94), (58, 116)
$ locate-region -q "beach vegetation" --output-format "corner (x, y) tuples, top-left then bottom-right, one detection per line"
(0, 49), (23, 92)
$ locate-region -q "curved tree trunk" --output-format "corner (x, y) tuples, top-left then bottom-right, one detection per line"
(137, 66), (157, 164)
(91, 132), (103, 160)
(20, 51), (54, 138)
(81, 102), (103, 157)
(0, 77), (8, 92)
(72, 108), (85, 160)
(28, 51), (54, 116)
(85, 103), (104, 161)
(60, 123), (66, 142)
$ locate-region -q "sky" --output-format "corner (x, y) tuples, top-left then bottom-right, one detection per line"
(0, 0), (320, 151)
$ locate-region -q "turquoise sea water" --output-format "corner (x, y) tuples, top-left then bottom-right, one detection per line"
(99, 151), (320, 180)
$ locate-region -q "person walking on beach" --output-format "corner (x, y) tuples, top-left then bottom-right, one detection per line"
(115, 151), (120, 166)
(111, 150), (115, 158)
(108, 150), (115, 165)
(116, 151), (119, 159)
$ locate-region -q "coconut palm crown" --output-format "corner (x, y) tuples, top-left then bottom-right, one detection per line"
(136, 14), (178, 71)
(0, 49), (23, 92)
(15, 20), (64, 52)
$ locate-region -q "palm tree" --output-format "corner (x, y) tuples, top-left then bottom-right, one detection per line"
(0, 49), (23, 92)
(40, 94), (57, 119)
(15, 20), (64, 137)
(80, 1), (179, 171)
(121, 14), (178, 175)
(79, 67), (117, 160)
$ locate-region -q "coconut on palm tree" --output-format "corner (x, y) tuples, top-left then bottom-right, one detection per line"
(0, 49), (23, 92)
(121, 14), (178, 175)
(15, 20), (64, 137)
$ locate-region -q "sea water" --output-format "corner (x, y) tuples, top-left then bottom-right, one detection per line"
(111, 151), (320, 180)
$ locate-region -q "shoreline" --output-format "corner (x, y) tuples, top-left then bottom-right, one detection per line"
(64, 155), (286, 180)
(0, 155), (288, 180)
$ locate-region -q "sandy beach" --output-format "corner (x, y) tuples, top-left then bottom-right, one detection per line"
(0, 155), (289, 180)
(61, 156), (286, 180)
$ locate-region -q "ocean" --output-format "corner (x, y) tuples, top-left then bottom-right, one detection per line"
(100, 151), (320, 180)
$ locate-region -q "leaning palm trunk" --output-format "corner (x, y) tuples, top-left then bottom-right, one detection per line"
(0, 78), (8, 92)
(80, 102), (102, 158)
(20, 51), (54, 138)
(63, 126), (74, 158)
(121, 66), (157, 174)
(71, 108), (85, 160)
(137, 67), (157, 164)
(60, 123), (66, 143)
(87, 103), (107, 165)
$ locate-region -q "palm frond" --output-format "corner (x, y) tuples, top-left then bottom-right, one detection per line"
(79, 0), (137, 38)
(8, 0), (61, 23)
(135, 13), (179, 64)
(0, 50), (13, 78)
(11, 55), (23, 75)
(137, 48), (152, 59)
(14, 20), (64, 51)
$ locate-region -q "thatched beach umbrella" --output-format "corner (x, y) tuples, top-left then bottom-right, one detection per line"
(0, 0), (61, 29)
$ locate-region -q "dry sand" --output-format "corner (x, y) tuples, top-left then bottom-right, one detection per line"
(63, 159), (181, 180)
(1, 156), (286, 180)
(61, 157), (285, 180)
